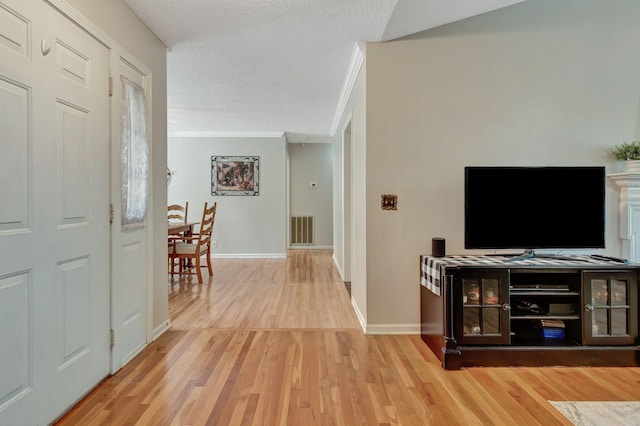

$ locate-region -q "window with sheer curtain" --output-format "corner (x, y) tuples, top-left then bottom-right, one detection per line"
(120, 76), (149, 229)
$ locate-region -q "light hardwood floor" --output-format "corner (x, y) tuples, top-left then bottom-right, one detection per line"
(56, 250), (640, 425)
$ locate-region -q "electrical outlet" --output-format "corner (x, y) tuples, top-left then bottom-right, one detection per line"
(212, 241), (217, 248)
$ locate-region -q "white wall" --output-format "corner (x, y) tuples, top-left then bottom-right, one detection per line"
(168, 136), (287, 257)
(289, 143), (333, 248)
(63, 0), (169, 333)
(359, 0), (640, 332)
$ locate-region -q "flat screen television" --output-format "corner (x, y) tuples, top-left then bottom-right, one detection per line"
(464, 166), (605, 259)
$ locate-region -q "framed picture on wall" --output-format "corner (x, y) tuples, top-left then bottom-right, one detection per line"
(211, 156), (260, 196)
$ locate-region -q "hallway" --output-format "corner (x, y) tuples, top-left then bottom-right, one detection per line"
(56, 250), (640, 425)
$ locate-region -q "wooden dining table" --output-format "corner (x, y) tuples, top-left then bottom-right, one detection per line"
(168, 221), (199, 237)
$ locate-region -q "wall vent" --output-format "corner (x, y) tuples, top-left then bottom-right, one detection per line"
(291, 216), (314, 245)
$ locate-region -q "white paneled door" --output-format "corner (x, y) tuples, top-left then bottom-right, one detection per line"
(109, 56), (150, 374)
(0, 0), (110, 424)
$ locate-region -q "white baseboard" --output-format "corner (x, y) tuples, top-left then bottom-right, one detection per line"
(152, 320), (171, 341)
(288, 245), (333, 250)
(365, 323), (420, 335)
(289, 246), (333, 250)
(212, 253), (287, 259)
(333, 253), (345, 280)
(351, 297), (367, 333)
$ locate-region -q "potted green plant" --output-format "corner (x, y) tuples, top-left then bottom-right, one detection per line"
(612, 141), (640, 172)
(612, 141), (640, 160)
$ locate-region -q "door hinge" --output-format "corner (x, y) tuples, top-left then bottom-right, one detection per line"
(110, 203), (114, 224)
(109, 76), (113, 97)
(110, 329), (115, 349)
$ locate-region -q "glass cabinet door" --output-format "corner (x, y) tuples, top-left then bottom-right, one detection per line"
(454, 270), (510, 345)
(582, 272), (638, 345)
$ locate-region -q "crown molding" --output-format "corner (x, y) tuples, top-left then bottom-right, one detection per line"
(285, 132), (333, 144)
(330, 41), (365, 138)
(168, 131), (285, 139)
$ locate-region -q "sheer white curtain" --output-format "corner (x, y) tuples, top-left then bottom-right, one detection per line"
(120, 77), (149, 229)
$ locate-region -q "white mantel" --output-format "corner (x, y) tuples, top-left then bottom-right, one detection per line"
(608, 171), (640, 262)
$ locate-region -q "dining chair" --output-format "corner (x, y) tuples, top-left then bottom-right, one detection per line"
(168, 201), (217, 284)
(167, 202), (189, 227)
(167, 202), (189, 273)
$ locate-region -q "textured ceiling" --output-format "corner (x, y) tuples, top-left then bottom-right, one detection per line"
(121, 0), (525, 141)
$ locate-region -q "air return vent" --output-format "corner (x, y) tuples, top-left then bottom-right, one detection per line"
(291, 216), (314, 245)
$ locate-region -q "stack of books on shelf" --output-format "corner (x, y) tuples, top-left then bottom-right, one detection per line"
(539, 319), (565, 339)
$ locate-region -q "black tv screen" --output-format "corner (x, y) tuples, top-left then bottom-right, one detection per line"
(464, 166), (605, 250)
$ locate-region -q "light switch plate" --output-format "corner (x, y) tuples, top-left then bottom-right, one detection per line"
(381, 194), (397, 210)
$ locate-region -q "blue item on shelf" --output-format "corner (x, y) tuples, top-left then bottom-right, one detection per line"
(541, 327), (565, 339)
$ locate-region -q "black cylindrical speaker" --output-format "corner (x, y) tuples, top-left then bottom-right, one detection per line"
(432, 237), (446, 257)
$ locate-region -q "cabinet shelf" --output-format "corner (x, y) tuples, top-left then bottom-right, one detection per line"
(462, 304), (501, 308)
(510, 291), (579, 296)
(510, 336), (581, 347)
(511, 315), (579, 320)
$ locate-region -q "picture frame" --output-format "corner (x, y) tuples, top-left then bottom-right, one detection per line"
(211, 156), (259, 196)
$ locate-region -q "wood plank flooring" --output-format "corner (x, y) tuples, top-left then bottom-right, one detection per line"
(56, 250), (640, 425)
